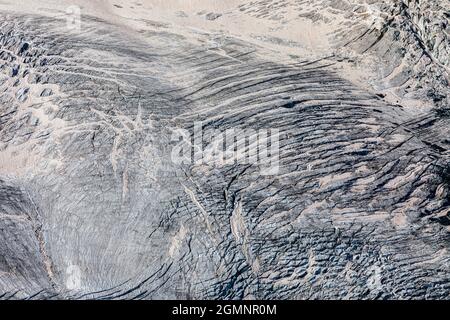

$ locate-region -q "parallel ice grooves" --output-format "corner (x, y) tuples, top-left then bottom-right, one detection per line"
(0, 11), (448, 299)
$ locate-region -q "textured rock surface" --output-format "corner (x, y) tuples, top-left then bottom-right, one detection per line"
(0, 1), (449, 299)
